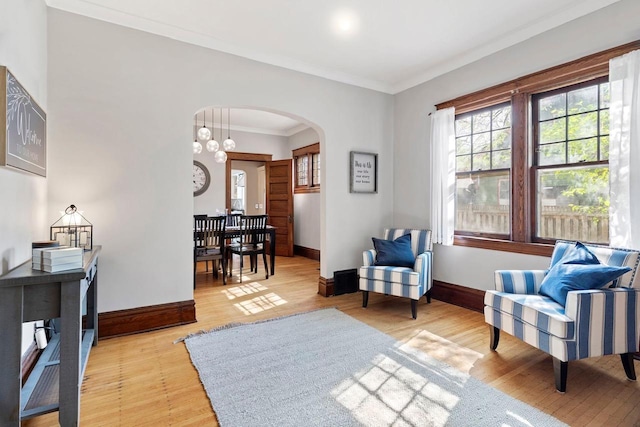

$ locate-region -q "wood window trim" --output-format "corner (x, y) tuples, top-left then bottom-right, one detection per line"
(293, 142), (320, 194)
(436, 40), (640, 114)
(438, 40), (640, 255)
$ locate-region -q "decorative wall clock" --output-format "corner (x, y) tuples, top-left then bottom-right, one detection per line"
(193, 160), (210, 196)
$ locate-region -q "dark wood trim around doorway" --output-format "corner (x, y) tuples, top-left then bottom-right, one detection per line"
(225, 152), (273, 211)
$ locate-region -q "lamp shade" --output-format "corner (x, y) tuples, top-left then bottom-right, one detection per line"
(193, 141), (203, 154)
(197, 126), (211, 142)
(206, 139), (219, 152)
(214, 150), (228, 163)
(223, 137), (236, 151)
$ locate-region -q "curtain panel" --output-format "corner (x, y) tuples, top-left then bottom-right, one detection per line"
(429, 108), (456, 246)
(609, 50), (640, 249)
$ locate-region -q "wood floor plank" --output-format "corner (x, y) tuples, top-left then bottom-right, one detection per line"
(22, 256), (640, 426)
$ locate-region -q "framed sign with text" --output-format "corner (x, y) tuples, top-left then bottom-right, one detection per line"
(1, 66), (47, 176)
(350, 151), (377, 193)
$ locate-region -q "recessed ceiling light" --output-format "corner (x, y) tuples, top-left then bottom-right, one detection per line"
(332, 10), (359, 35)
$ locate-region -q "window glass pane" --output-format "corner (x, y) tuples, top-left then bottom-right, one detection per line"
(539, 118), (565, 144)
(600, 136), (609, 160)
(472, 111), (491, 133)
(539, 142), (566, 166)
(455, 171), (510, 234)
(568, 138), (598, 163)
(600, 110), (609, 135)
(312, 153), (320, 185)
(600, 83), (610, 109)
(456, 116), (471, 136)
(472, 152), (490, 171)
(492, 150), (511, 169)
(568, 112), (598, 140)
(539, 93), (566, 121)
(296, 156), (308, 186)
(456, 136), (471, 155)
(456, 155), (471, 172)
(536, 165), (609, 243)
(492, 128), (511, 150)
(492, 107), (511, 129)
(472, 133), (490, 153)
(568, 86), (598, 114)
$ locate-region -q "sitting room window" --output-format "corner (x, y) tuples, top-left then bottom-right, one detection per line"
(439, 41), (639, 255)
(455, 103), (512, 238)
(533, 77), (610, 244)
(293, 142), (320, 193)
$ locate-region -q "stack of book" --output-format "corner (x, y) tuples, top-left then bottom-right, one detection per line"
(32, 246), (84, 272)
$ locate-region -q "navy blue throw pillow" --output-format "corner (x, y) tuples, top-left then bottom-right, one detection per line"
(539, 242), (631, 306)
(372, 234), (414, 268)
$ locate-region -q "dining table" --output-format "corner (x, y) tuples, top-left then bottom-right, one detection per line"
(194, 223), (277, 276)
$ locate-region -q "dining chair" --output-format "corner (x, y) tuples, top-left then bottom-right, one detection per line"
(226, 214), (269, 283)
(194, 215), (226, 288)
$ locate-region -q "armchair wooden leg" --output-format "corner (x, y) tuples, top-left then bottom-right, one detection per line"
(425, 290), (432, 304)
(489, 326), (500, 351)
(362, 291), (368, 308)
(411, 299), (417, 319)
(621, 353), (637, 381)
(553, 358), (568, 393)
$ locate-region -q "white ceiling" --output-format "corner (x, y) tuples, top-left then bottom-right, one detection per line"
(46, 0), (621, 133)
(195, 108), (309, 137)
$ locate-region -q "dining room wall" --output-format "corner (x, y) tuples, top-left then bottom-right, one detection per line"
(393, 0), (640, 292)
(0, 0), (49, 354)
(288, 127), (321, 252)
(47, 9), (394, 312)
(193, 127), (289, 216)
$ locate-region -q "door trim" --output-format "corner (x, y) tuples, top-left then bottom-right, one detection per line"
(225, 152), (273, 211)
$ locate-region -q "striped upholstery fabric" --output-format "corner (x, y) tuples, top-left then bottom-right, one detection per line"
(485, 240), (640, 364)
(484, 291), (574, 339)
(359, 229), (433, 301)
(494, 270), (547, 294)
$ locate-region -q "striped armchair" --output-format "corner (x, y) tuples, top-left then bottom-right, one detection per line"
(484, 240), (640, 392)
(359, 228), (433, 319)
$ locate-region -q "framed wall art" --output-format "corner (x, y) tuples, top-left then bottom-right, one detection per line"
(349, 151), (377, 193)
(1, 66), (47, 176)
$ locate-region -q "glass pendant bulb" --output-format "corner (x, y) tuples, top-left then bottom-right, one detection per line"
(206, 139), (219, 152)
(214, 150), (227, 163)
(197, 126), (211, 142)
(223, 137), (236, 151)
(193, 140), (203, 154)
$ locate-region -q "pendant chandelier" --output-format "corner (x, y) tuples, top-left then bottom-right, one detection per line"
(192, 113), (203, 154)
(193, 107), (236, 163)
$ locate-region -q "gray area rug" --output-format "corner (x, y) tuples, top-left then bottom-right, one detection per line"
(183, 308), (566, 427)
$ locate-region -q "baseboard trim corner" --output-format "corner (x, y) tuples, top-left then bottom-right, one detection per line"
(294, 245), (320, 261)
(318, 276), (334, 297)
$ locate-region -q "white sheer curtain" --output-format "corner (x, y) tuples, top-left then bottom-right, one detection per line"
(609, 50), (640, 249)
(429, 107), (456, 245)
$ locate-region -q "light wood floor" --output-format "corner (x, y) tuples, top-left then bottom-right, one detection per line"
(24, 256), (640, 426)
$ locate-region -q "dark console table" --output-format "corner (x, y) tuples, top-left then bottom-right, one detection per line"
(0, 246), (101, 426)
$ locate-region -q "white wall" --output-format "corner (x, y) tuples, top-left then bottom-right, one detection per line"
(0, 0), (49, 354)
(394, 0), (640, 291)
(193, 127), (288, 215)
(47, 9), (394, 312)
(231, 160), (264, 215)
(289, 128), (321, 251)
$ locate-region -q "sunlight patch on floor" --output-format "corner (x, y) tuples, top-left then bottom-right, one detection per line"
(233, 292), (287, 315)
(331, 353), (459, 426)
(221, 282), (269, 300)
(399, 329), (484, 374)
